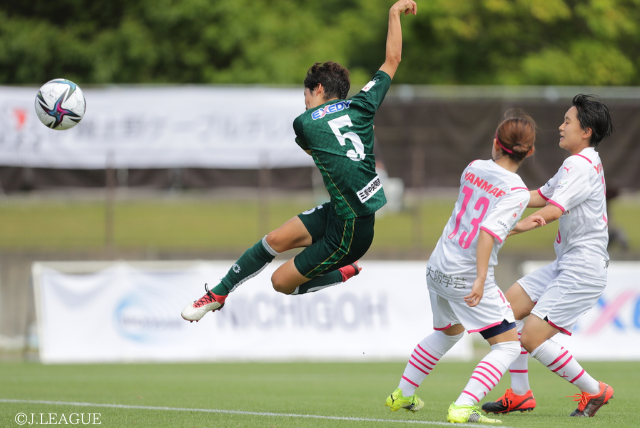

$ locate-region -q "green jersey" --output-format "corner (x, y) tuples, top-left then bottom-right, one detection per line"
(293, 70), (390, 219)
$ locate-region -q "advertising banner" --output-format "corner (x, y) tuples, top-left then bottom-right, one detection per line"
(32, 261), (473, 363)
(521, 261), (640, 360)
(0, 86), (314, 169)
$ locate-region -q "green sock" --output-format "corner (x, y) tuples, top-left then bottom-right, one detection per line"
(211, 237), (278, 295)
(291, 270), (343, 295)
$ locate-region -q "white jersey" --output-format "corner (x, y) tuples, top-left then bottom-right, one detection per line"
(428, 159), (530, 288)
(538, 147), (609, 277)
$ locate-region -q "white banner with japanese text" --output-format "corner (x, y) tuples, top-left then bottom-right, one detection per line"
(0, 86), (314, 169)
(32, 261), (473, 363)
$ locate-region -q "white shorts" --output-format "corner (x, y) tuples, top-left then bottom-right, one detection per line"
(518, 260), (606, 335)
(426, 269), (515, 334)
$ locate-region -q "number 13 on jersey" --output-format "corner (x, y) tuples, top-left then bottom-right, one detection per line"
(448, 185), (490, 249)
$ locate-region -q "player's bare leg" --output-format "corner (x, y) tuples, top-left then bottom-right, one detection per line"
(505, 282), (535, 320)
(520, 313), (558, 351)
(271, 259), (310, 294)
(266, 216), (313, 253)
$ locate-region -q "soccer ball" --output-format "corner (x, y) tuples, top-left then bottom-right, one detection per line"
(34, 78), (86, 130)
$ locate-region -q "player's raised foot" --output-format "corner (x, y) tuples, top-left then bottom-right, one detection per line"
(339, 261), (361, 282)
(447, 403), (502, 424)
(181, 284), (227, 322)
(569, 381), (614, 417)
(385, 388), (424, 412)
(482, 388), (536, 414)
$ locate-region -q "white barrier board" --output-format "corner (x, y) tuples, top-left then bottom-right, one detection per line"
(0, 86), (314, 169)
(521, 261), (640, 360)
(32, 261), (473, 363)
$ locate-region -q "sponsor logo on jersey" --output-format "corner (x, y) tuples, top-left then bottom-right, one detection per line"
(556, 180), (569, 191)
(311, 100), (351, 120)
(509, 215), (518, 228)
(427, 265), (467, 289)
(594, 163), (604, 174)
(362, 79), (377, 92)
(463, 172), (506, 198)
(357, 175), (383, 203)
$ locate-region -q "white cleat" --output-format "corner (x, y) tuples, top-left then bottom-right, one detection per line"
(181, 284), (227, 322)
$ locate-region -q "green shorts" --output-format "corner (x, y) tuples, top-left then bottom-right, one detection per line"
(294, 202), (375, 279)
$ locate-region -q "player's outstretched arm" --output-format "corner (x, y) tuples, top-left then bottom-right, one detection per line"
(527, 190), (547, 208)
(511, 205), (561, 236)
(380, 0), (417, 80)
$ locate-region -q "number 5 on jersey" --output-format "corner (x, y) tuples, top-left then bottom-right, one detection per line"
(328, 115), (366, 161)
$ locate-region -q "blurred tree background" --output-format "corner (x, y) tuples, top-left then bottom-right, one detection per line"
(1, 0), (640, 86)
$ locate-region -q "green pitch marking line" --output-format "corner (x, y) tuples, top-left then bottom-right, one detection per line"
(0, 399), (514, 427)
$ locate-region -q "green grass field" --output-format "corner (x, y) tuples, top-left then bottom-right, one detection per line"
(0, 192), (637, 427)
(0, 360), (635, 427)
(0, 192), (638, 254)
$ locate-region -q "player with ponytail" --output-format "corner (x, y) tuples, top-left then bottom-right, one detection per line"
(386, 110), (539, 424)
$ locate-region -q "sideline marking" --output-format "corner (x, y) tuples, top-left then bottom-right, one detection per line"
(0, 399), (515, 427)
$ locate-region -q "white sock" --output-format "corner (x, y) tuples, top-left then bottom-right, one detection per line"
(509, 320), (531, 395)
(261, 236), (280, 256)
(398, 331), (463, 396)
(455, 341), (520, 406)
(530, 339), (600, 394)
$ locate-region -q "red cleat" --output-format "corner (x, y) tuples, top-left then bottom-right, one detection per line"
(569, 381), (614, 417)
(482, 389), (536, 414)
(339, 261), (362, 282)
